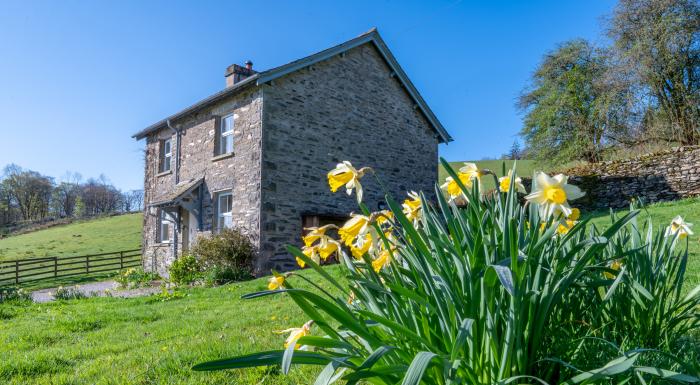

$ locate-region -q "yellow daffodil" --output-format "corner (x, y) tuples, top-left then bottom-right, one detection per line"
(568, 208), (581, 221)
(375, 210), (394, 227)
(327, 162), (371, 203)
(604, 260), (623, 279)
(277, 320), (313, 350)
(556, 219), (577, 235)
(267, 275), (285, 290)
(297, 245), (320, 268)
(440, 173), (473, 202)
(665, 215), (693, 239)
(498, 171), (526, 193)
(459, 162), (483, 180)
(302, 224), (336, 247)
(372, 248), (393, 273)
(525, 172), (585, 219)
(339, 214), (370, 246)
(402, 191), (422, 225)
(350, 233), (373, 259)
(317, 238), (341, 260)
(347, 290), (356, 305)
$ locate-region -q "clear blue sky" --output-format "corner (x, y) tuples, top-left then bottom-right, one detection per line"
(0, 0), (615, 191)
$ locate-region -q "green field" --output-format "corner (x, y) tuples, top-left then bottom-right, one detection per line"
(0, 213), (142, 261)
(439, 159), (541, 191)
(0, 199), (698, 384)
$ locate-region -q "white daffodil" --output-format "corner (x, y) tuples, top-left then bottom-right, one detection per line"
(402, 191), (422, 225)
(338, 214), (370, 246)
(327, 161), (371, 203)
(440, 173), (473, 202)
(277, 320), (313, 350)
(665, 215), (693, 239)
(459, 162), (483, 180)
(525, 172), (585, 219)
(498, 171), (526, 193)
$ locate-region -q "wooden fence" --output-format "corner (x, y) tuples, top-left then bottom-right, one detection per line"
(0, 249), (141, 286)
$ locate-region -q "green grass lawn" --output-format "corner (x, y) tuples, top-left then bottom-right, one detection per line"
(0, 266), (344, 385)
(0, 213), (142, 261)
(439, 159), (541, 191)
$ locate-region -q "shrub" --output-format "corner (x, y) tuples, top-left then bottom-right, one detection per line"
(202, 265), (251, 287)
(0, 287), (32, 303)
(195, 160), (700, 384)
(168, 255), (202, 285)
(53, 286), (87, 300)
(190, 228), (256, 280)
(115, 267), (159, 289)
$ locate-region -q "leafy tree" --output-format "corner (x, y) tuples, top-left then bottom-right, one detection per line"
(518, 40), (631, 164)
(608, 0), (700, 145)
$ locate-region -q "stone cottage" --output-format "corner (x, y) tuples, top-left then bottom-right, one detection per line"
(132, 28), (452, 275)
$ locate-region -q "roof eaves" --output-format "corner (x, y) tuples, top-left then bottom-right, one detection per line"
(132, 74), (259, 140)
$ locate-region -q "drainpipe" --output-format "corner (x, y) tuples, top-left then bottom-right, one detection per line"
(166, 119), (181, 259)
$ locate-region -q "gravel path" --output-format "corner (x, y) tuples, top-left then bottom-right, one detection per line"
(31, 280), (163, 303)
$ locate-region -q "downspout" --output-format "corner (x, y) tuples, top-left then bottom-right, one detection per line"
(167, 119), (181, 259)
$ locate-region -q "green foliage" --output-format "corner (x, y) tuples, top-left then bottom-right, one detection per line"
(168, 255), (202, 286)
(0, 287), (32, 303)
(52, 286), (87, 301)
(202, 265), (251, 287)
(197, 161), (700, 384)
(115, 267), (159, 289)
(147, 286), (187, 302)
(190, 228), (255, 280)
(519, 39), (630, 164)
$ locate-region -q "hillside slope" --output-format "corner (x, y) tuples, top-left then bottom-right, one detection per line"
(0, 213), (142, 261)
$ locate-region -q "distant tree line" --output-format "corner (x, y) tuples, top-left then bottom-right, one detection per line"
(0, 164), (143, 228)
(519, 0), (699, 165)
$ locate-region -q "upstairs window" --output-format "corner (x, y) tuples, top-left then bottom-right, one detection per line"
(159, 138), (172, 173)
(218, 114), (234, 155)
(216, 191), (233, 231)
(158, 209), (171, 243)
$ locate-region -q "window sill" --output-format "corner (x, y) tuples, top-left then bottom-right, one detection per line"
(212, 152), (234, 162)
(156, 170), (172, 177)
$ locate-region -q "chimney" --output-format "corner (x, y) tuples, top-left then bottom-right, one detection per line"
(225, 61), (256, 88)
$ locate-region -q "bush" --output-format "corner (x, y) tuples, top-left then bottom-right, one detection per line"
(53, 286), (87, 300)
(0, 287), (32, 303)
(195, 160), (700, 384)
(115, 267), (159, 289)
(202, 265), (251, 287)
(168, 255), (202, 285)
(190, 228), (256, 280)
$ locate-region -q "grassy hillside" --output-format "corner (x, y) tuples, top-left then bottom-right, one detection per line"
(0, 213), (142, 261)
(439, 160), (541, 191)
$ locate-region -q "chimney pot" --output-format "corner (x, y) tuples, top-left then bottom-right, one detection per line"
(225, 61), (257, 88)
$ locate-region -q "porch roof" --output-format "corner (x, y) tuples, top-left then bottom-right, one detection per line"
(149, 178), (204, 208)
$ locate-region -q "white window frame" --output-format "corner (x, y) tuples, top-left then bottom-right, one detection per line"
(160, 138), (172, 173)
(219, 114), (234, 155)
(159, 209), (171, 243)
(216, 191), (233, 232)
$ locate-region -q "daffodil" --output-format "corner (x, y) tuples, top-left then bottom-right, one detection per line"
(267, 275), (285, 290)
(498, 171), (526, 193)
(339, 214), (370, 246)
(317, 237), (341, 260)
(372, 248), (393, 273)
(440, 173), (473, 202)
(277, 320), (313, 350)
(375, 210), (394, 227)
(402, 191), (422, 225)
(665, 215), (694, 239)
(297, 245), (320, 268)
(556, 219), (576, 235)
(525, 172), (585, 219)
(568, 208), (581, 221)
(350, 233), (373, 259)
(604, 260), (623, 279)
(459, 162), (483, 180)
(327, 162), (371, 203)
(302, 224), (336, 247)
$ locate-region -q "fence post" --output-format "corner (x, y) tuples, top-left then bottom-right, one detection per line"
(86, 255), (90, 274)
(54, 257), (58, 278)
(120, 251), (124, 270)
(15, 260), (19, 285)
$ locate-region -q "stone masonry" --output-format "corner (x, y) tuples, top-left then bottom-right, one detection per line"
(135, 30), (450, 275)
(563, 146), (700, 210)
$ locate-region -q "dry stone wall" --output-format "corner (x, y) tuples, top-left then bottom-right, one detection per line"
(563, 146), (700, 210)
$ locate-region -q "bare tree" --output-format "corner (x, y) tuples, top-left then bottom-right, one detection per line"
(2, 164), (54, 221)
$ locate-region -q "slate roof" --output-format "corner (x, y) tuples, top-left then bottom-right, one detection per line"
(132, 28), (451, 143)
(149, 178), (203, 207)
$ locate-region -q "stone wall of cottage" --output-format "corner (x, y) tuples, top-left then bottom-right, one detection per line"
(259, 42), (440, 271)
(562, 146), (700, 210)
(142, 87), (263, 276)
